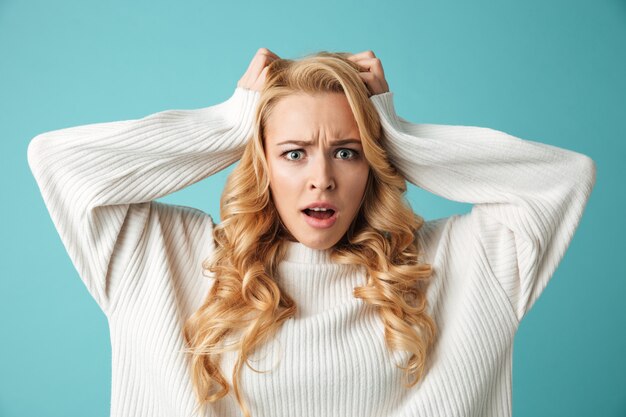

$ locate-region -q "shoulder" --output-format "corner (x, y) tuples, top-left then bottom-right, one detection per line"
(415, 214), (470, 265)
(150, 201), (215, 241)
(107, 201), (216, 315)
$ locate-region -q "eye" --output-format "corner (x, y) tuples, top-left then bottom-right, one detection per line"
(335, 148), (358, 160)
(283, 150), (305, 161)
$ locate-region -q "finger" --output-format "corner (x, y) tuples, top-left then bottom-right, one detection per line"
(239, 49), (279, 89)
(357, 71), (389, 96)
(346, 50), (376, 61)
(357, 71), (380, 94)
(257, 47), (281, 60)
(347, 50), (376, 59)
(353, 57), (390, 92)
(245, 49), (278, 75)
(252, 66), (271, 91)
(351, 57), (385, 78)
(248, 53), (277, 81)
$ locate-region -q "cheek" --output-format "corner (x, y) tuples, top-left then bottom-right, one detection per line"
(268, 163), (303, 206)
(345, 164), (370, 199)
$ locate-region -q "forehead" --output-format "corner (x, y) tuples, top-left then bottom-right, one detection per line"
(265, 92), (360, 141)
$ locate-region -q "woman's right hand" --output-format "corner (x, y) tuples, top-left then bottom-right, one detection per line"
(237, 48), (281, 92)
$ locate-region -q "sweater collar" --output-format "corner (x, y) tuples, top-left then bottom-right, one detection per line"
(275, 241), (367, 319)
(282, 240), (333, 264)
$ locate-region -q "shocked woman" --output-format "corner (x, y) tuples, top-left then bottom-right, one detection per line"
(27, 48), (596, 417)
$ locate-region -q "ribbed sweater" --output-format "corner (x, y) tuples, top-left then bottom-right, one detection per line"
(27, 87), (596, 417)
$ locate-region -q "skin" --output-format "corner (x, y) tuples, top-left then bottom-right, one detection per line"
(263, 92), (370, 250)
(237, 48), (390, 249)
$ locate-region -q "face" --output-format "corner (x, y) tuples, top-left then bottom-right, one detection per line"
(264, 92), (370, 250)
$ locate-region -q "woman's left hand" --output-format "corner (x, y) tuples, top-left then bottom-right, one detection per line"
(346, 50), (390, 96)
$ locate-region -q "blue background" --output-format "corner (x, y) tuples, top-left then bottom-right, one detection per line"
(2, 0), (624, 416)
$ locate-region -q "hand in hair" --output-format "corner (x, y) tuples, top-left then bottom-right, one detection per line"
(346, 50), (390, 96)
(237, 47), (281, 92)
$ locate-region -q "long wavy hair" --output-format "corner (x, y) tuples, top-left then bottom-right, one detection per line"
(182, 51), (437, 417)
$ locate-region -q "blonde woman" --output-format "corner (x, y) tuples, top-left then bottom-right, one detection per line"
(27, 48), (596, 417)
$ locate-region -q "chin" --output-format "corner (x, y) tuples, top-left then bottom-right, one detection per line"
(298, 234), (340, 251)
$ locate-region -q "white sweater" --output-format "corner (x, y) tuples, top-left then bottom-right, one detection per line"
(27, 87), (596, 417)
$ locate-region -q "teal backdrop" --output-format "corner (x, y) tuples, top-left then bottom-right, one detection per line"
(1, 0), (624, 416)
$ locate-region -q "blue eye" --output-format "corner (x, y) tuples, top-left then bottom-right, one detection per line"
(335, 148), (358, 160)
(282, 148), (358, 161)
(284, 150), (304, 161)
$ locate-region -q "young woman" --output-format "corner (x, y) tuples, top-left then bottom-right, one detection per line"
(27, 48), (596, 417)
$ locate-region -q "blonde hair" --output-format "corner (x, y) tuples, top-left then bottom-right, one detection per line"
(182, 51), (437, 417)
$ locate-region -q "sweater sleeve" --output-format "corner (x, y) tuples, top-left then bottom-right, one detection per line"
(27, 87), (260, 314)
(369, 92), (596, 322)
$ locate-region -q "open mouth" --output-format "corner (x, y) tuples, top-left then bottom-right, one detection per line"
(302, 208), (336, 220)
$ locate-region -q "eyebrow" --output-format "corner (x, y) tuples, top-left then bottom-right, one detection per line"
(275, 138), (362, 146)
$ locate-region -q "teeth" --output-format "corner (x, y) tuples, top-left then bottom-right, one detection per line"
(309, 207), (329, 211)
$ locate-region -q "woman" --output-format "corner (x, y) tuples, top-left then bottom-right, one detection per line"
(27, 48), (596, 417)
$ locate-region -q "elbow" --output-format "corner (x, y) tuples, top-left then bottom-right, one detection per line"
(571, 154), (597, 201)
(580, 154), (597, 191)
(587, 156), (597, 189)
(27, 132), (52, 173)
(27, 135), (42, 170)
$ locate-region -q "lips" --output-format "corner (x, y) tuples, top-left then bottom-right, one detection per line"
(301, 209), (338, 228)
(303, 208), (335, 219)
(300, 201), (338, 212)
(300, 201), (339, 228)
(301, 202), (337, 219)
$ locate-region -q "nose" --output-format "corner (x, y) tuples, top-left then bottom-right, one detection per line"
(308, 154), (336, 191)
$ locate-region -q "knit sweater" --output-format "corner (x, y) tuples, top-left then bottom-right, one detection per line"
(27, 86), (596, 417)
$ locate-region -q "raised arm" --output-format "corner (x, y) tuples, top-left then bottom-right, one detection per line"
(27, 86), (260, 313)
(348, 50), (596, 322)
(370, 91), (596, 322)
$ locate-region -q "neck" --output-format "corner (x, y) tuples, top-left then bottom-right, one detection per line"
(275, 241), (366, 319)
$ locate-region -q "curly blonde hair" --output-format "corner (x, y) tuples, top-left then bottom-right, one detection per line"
(182, 51), (437, 417)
